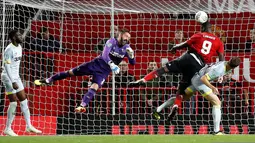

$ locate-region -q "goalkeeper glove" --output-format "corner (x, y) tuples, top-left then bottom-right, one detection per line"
(108, 61), (120, 74)
(126, 47), (134, 59)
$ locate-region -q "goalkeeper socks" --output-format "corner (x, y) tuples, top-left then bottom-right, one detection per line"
(212, 105), (221, 132)
(174, 94), (183, 107)
(6, 102), (17, 130)
(144, 70), (159, 81)
(47, 71), (70, 83)
(20, 99), (32, 128)
(156, 97), (176, 112)
(81, 88), (96, 107)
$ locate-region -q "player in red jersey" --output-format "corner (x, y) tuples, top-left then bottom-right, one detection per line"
(131, 21), (224, 120)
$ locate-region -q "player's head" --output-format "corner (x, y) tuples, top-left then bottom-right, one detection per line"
(175, 29), (184, 40)
(147, 61), (158, 72)
(9, 30), (23, 43)
(40, 26), (50, 39)
(119, 61), (128, 74)
(249, 28), (255, 42)
(201, 21), (212, 33)
(228, 57), (241, 69)
(118, 28), (131, 46)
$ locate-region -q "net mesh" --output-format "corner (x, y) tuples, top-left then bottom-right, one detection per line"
(0, 0), (254, 135)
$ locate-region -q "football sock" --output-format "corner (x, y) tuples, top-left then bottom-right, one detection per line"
(174, 94), (183, 107)
(20, 99), (32, 128)
(6, 102), (17, 130)
(81, 88), (97, 107)
(157, 97), (176, 112)
(144, 70), (159, 81)
(212, 105), (221, 132)
(47, 71), (70, 83)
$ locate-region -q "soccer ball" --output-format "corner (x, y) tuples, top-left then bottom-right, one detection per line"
(195, 11), (208, 24)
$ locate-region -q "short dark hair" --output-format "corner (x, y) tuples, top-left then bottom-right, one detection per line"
(40, 27), (48, 33)
(119, 28), (130, 34)
(228, 57), (241, 68)
(8, 30), (18, 40)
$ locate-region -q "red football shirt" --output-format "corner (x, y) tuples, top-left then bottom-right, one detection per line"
(186, 32), (224, 63)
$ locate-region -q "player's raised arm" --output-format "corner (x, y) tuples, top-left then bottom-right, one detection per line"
(126, 46), (135, 65)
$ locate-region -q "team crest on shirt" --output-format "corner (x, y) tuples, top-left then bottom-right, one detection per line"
(14, 57), (21, 62)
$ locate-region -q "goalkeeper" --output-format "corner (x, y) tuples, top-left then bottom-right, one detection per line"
(155, 57), (240, 135)
(34, 28), (135, 113)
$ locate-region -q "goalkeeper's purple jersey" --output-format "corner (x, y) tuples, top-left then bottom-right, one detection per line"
(71, 38), (135, 87)
(97, 38), (135, 66)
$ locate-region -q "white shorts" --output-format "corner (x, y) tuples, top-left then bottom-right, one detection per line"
(187, 73), (212, 97)
(1, 74), (24, 95)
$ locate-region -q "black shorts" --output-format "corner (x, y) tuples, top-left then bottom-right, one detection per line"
(165, 52), (205, 94)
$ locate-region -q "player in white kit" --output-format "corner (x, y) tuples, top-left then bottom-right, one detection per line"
(185, 57), (240, 135)
(1, 30), (42, 136)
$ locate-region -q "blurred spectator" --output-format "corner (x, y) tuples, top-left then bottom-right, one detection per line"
(94, 25), (119, 53)
(211, 25), (226, 43)
(245, 28), (255, 52)
(142, 61), (172, 108)
(31, 27), (61, 52)
(221, 73), (249, 114)
(114, 61), (136, 88)
(214, 73), (249, 114)
(108, 61), (136, 114)
(30, 27), (62, 79)
(168, 30), (186, 50)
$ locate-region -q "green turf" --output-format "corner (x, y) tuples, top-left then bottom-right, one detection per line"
(0, 135), (255, 143)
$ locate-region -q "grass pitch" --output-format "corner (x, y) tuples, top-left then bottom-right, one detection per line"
(0, 135), (255, 143)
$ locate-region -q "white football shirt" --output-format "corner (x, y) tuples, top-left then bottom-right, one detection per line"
(2, 43), (22, 79)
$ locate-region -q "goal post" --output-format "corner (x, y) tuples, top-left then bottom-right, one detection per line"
(0, 0), (255, 135)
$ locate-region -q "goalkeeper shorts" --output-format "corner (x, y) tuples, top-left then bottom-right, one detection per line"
(1, 74), (24, 95)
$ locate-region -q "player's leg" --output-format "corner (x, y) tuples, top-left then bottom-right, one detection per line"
(171, 53), (204, 114)
(15, 79), (42, 134)
(4, 94), (18, 136)
(203, 92), (223, 135)
(1, 75), (18, 136)
(197, 84), (223, 135)
(167, 84), (195, 121)
(153, 85), (195, 120)
(34, 61), (93, 86)
(75, 74), (107, 113)
(130, 56), (183, 86)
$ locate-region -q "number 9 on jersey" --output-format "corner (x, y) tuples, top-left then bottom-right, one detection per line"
(201, 40), (212, 55)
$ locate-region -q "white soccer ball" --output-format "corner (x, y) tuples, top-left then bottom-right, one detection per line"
(195, 11), (208, 24)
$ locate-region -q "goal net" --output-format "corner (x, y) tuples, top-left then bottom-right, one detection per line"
(0, 0), (254, 135)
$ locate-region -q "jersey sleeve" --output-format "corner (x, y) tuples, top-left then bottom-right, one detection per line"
(4, 48), (13, 64)
(186, 33), (202, 46)
(102, 38), (114, 64)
